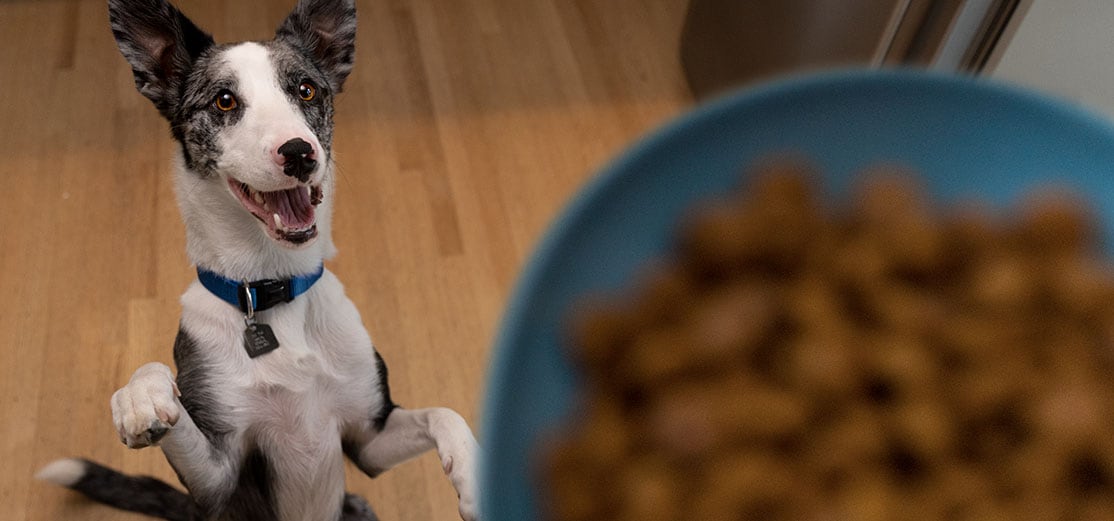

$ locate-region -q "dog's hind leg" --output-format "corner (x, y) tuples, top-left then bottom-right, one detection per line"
(347, 408), (479, 521)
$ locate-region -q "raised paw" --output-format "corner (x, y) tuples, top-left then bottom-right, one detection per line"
(110, 362), (181, 449)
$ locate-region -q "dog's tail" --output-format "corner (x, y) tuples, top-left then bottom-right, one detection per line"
(36, 458), (198, 521)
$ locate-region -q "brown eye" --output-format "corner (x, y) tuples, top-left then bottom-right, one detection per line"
(298, 82), (316, 101)
(214, 90), (237, 111)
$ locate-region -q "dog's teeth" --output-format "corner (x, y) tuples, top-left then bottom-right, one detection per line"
(273, 213), (283, 230)
(252, 191), (264, 205)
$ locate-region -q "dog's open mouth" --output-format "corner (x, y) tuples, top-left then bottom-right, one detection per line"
(228, 179), (323, 245)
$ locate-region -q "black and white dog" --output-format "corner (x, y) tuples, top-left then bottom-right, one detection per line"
(36, 0), (479, 519)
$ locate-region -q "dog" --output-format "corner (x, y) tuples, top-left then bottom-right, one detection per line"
(34, 0), (480, 519)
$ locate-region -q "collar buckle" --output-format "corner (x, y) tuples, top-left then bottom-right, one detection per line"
(237, 278), (293, 314)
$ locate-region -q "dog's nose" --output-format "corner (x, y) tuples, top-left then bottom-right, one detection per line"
(277, 138), (317, 182)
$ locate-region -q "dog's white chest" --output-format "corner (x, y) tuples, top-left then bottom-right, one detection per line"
(179, 276), (382, 521)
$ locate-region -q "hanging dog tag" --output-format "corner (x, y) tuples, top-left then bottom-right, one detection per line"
(244, 319), (280, 358)
(240, 282), (279, 358)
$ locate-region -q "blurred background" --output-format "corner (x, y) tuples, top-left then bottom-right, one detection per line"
(681, 0), (1114, 115)
(0, 0), (1110, 520)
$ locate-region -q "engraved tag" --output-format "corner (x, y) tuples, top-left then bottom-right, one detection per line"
(244, 322), (280, 358)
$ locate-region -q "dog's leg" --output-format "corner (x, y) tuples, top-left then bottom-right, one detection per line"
(351, 407), (479, 521)
(111, 362), (236, 503)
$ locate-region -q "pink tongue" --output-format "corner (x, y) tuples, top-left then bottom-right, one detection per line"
(262, 187), (314, 228)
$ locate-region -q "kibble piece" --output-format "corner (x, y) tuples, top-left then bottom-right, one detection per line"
(868, 333), (940, 402)
(628, 263), (698, 326)
(1015, 191), (1096, 257)
(544, 439), (609, 521)
(787, 329), (859, 396)
(689, 450), (795, 520)
(930, 465), (998, 517)
(890, 399), (955, 459)
(679, 198), (757, 276)
(852, 170), (931, 229)
(615, 325), (697, 388)
(684, 280), (777, 363)
(1033, 383), (1107, 448)
(861, 281), (946, 334)
(835, 473), (899, 521)
(568, 300), (634, 374)
(613, 456), (682, 521)
(576, 398), (634, 468)
(741, 164), (822, 270)
(745, 160), (817, 209)
(966, 255), (1040, 310)
(783, 275), (846, 328)
(943, 203), (1003, 266)
(805, 407), (888, 473)
(1047, 257), (1114, 316)
(829, 236), (890, 289)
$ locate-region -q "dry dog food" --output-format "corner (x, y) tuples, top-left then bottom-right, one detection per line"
(543, 162), (1114, 521)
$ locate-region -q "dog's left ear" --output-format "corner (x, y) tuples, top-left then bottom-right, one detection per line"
(276, 0), (357, 92)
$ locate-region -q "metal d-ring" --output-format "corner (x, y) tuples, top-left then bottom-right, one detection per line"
(242, 282), (255, 322)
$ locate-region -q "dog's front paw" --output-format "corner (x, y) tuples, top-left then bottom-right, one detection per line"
(110, 362), (181, 449)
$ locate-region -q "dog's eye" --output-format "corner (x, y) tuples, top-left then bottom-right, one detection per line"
(297, 82), (316, 102)
(214, 90), (238, 112)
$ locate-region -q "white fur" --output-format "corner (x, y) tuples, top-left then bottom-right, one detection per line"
(36, 458), (86, 487)
(108, 41), (480, 521)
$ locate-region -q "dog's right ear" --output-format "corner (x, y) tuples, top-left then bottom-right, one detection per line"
(275, 0), (357, 93)
(108, 0), (214, 117)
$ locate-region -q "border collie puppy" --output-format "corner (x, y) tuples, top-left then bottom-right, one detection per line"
(36, 1), (480, 519)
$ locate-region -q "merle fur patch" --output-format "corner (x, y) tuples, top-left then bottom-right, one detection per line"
(168, 47), (244, 176)
(266, 40), (337, 154)
(275, 0), (357, 92)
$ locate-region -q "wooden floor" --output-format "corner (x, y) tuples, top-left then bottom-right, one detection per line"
(0, 0), (691, 519)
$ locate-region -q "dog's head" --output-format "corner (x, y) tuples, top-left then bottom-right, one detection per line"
(109, 0), (355, 249)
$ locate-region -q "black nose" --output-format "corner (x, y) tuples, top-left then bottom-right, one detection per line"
(278, 138), (316, 182)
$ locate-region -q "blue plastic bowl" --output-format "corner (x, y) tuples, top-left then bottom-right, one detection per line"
(480, 69), (1114, 520)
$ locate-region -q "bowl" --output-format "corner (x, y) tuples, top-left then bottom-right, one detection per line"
(479, 69), (1114, 520)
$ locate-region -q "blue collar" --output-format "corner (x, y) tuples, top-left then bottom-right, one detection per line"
(196, 265), (324, 313)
